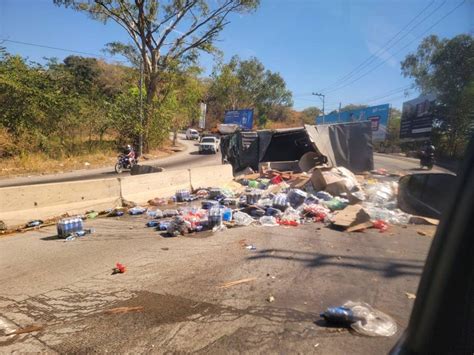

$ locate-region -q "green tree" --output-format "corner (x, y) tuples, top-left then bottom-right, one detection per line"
(386, 108), (401, 146)
(207, 56), (293, 127)
(299, 106), (321, 125)
(401, 34), (474, 157)
(54, 0), (260, 151)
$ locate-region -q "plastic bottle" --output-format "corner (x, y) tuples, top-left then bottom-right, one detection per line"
(287, 189), (307, 208)
(222, 208), (233, 222)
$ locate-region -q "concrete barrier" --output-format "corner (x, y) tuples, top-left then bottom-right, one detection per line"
(120, 169), (191, 205)
(0, 164), (235, 229)
(189, 164), (233, 190)
(0, 178), (122, 228)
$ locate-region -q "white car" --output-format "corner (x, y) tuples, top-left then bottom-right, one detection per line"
(199, 136), (220, 154)
(186, 128), (200, 140)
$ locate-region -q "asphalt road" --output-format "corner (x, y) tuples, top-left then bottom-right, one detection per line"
(0, 214), (435, 353)
(0, 135), (219, 188)
(0, 140), (449, 188)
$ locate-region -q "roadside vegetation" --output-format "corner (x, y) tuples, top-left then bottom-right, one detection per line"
(0, 0), (471, 175)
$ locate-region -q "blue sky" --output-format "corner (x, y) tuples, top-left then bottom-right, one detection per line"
(1, 0), (472, 111)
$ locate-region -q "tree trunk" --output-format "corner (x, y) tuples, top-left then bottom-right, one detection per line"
(173, 128), (178, 146)
(142, 78), (158, 153)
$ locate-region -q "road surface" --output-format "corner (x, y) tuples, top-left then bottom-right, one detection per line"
(0, 140), (450, 188)
(0, 212), (435, 353)
(0, 135), (219, 188)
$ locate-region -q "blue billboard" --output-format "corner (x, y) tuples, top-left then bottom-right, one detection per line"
(315, 104), (390, 141)
(224, 109), (254, 130)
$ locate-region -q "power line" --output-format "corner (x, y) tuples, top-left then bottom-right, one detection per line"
(1, 38), (128, 64)
(320, 0), (446, 93)
(323, 1), (465, 95)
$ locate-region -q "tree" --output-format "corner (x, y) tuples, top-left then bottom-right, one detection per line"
(207, 56), (293, 127)
(386, 108), (401, 146)
(299, 106), (321, 125)
(54, 0), (260, 151)
(401, 34), (474, 157)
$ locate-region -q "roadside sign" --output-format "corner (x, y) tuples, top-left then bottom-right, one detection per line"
(400, 94), (436, 140)
(224, 109), (254, 130)
(315, 104), (390, 142)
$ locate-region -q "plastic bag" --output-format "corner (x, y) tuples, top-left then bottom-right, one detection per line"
(303, 204), (330, 222)
(316, 191), (333, 201)
(146, 209), (163, 218)
(287, 189), (307, 208)
(345, 301), (397, 337)
(373, 219), (389, 232)
(233, 211), (254, 226)
(320, 301), (397, 337)
(364, 182), (397, 207)
(279, 207), (300, 225)
(272, 193), (289, 211)
(162, 209), (179, 217)
(322, 197), (348, 211)
(259, 216), (279, 227)
(363, 203), (411, 224)
(128, 207), (147, 215)
(166, 216), (188, 236)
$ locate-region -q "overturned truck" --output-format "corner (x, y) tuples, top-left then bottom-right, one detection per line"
(220, 122), (374, 174)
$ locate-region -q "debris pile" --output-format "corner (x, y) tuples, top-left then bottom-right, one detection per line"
(118, 157), (419, 237)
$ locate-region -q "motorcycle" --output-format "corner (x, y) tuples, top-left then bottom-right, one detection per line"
(115, 154), (137, 174)
(419, 151), (435, 170)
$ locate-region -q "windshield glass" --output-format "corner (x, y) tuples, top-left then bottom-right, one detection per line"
(201, 138), (215, 143)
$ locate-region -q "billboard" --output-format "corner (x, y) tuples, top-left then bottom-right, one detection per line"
(400, 94), (436, 140)
(315, 104), (390, 141)
(224, 109), (254, 130)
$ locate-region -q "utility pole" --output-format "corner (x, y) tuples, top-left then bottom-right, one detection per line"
(138, 58), (144, 157)
(338, 102), (342, 122)
(312, 92), (325, 124)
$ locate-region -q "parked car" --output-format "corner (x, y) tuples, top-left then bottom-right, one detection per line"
(199, 136), (220, 154)
(186, 128), (200, 140)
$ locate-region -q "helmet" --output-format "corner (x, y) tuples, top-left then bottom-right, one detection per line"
(126, 144), (132, 150)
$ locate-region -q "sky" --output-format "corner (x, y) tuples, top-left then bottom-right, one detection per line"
(1, 0), (472, 112)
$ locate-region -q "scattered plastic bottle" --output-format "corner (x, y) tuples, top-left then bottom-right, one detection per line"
(146, 209), (163, 218)
(233, 211), (254, 226)
(27, 220), (43, 228)
(128, 207), (147, 215)
(222, 208), (233, 222)
(316, 191), (333, 201)
(146, 220), (160, 228)
(287, 189), (307, 208)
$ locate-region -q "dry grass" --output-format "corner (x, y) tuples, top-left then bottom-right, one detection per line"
(0, 151), (117, 177)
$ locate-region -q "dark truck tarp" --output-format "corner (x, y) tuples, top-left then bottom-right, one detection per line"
(220, 122), (373, 174)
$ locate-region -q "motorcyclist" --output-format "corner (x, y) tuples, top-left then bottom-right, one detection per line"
(123, 144), (136, 166)
(420, 140), (435, 168)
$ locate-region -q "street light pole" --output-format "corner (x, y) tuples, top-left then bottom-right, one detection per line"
(312, 92), (325, 124)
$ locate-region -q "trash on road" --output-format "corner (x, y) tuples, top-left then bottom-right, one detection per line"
(372, 220), (389, 232)
(267, 295), (275, 303)
(129, 206), (147, 215)
(320, 301), (397, 337)
(405, 292), (416, 299)
(6, 324), (44, 336)
(112, 262), (126, 274)
(218, 277), (257, 289)
(57, 216), (84, 238)
(26, 220), (43, 228)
